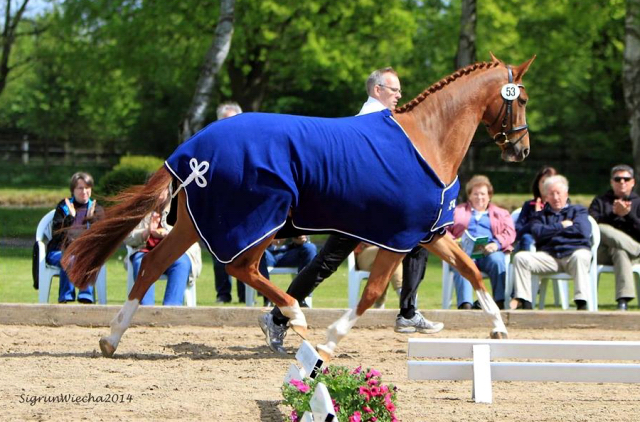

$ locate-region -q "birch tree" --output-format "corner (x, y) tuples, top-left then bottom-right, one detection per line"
(180, 0), (235, 142)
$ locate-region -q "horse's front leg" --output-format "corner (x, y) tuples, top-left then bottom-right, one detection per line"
(100, 191), (199, 358)
(317, 249), (405, 361)
(424, 233), (508, 339)
(225, 234), (307, 339)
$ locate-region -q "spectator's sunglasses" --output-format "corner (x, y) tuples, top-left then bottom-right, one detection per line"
(612, 176), (633, 183)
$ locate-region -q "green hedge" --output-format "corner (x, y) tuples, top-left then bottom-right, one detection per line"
(96, 155), (164, 198)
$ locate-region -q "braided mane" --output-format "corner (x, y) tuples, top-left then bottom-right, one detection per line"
(395, 61), (501, 113)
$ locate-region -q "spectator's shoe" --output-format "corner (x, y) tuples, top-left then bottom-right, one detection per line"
(458, 302), (473, 310)
(258, 313), (289, 355)
(617, 299), (629, 311)
(575, 300), (588, 311)
(394, 312), (444, 334)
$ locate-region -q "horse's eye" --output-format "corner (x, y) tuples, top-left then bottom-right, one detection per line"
(518, 98), (528, 106)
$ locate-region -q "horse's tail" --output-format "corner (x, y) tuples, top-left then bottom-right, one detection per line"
(62, 166), (173, 289)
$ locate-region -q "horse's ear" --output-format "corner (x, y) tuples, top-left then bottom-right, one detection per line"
(513, 55), (536, 81)
(489, 52), (503, 64)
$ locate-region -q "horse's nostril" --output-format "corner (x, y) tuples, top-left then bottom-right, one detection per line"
(522, 148), (530, 158)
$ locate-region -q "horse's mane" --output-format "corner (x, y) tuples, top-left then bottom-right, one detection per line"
(395, 61), (501, 113)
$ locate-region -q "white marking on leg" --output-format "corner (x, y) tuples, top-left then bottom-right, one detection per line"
(475, 289), (508, 334)
(280, 301), (307, 329)
(317, 309), (359, 358)
(103, 299), (140, 350)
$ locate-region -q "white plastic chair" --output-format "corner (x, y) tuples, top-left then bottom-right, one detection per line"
(596, 264), (640, 309)
(348, 252), (371, 309)
(36, 209), (107, 304)
(440, 208), (519, 309)
(125, 245), (196, 306)
(530, 216), (600, 311)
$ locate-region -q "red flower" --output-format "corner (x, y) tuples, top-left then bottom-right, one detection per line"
(358, 386), (372, 402)
(363, 406), (374, 413)
(349, 411), (362, 422)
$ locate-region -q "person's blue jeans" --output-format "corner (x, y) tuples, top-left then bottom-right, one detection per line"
(46, 250), (94, 303)
(517, 233), (535, 252)
(263, 242), (318, 272)
(453, 251), (506, 307)
(131, 251), (191, 306)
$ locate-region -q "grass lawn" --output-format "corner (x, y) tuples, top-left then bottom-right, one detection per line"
(0, 245), (626, 311)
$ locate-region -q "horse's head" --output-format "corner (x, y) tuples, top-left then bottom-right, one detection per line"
(483, 54), (536, 163)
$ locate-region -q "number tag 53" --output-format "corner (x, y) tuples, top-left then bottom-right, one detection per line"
(501, 83), (520, 100)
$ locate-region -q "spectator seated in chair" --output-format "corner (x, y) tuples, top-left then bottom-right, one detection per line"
(511, 175), (592, 310)
(589, 164), (640, 311)
(46, 172), (105, 304)
(447, 175), (515, 310)
(125, 187), (201, 306)
(515, 166), (557, 252)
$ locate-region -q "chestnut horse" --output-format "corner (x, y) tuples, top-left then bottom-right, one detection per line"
(63, 54), (534, 359)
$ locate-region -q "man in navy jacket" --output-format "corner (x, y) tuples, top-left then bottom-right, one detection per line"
(510, 175), (592, 310)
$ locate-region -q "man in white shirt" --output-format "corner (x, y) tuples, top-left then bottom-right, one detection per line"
(357, 67), (403, 115)
(259, 67), (444, 355)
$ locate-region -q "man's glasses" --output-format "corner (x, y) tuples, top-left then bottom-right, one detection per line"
(613, 176), (633, 183)
(378, 84), (402, 94)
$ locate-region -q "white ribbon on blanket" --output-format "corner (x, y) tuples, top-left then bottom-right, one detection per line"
(172, 158), (210, 198)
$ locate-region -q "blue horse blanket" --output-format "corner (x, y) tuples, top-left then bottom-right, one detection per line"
(165, 109), (460, 263)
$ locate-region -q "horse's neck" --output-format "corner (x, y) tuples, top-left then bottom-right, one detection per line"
(394, 68), (503, 184)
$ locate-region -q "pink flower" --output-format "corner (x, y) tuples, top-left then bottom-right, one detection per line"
(391, 417), (399, 422)
(380, 385), (389, 394)
(384, 393), (394, 406)
(366, 369), (381, 379)
(352, 366), (362, 374)
(359, 386), (372, 402)
(367, 378), (379, 386)
(349, 411), (362, 422)
(363, 406), (374, 413)
(371, 418), (377, 422)
(332, 399), (340, 413)
(289, 379), (310, 393)
(290, 410), (298, 422)
(323, 367), (330, 374)
(385, 402), (396, 412)
(370, 386), (381, 397)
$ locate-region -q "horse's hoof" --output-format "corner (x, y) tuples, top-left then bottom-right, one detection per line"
(316, 344), (333, 363)
(490, 331), (508, 340)
(290, 324), (308, 340)
(99, 338), (116, 358)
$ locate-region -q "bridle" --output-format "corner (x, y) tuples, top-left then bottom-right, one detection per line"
(486, 66), (528, 147)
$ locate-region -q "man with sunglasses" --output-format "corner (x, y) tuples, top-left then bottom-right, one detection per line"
(589, 164), (640, 310)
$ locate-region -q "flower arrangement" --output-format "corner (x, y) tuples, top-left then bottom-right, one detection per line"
(282, 365), (399, 422)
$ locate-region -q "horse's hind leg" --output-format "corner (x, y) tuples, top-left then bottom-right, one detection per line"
(100, 191), (199, 357)
(225, 236), (308, 339)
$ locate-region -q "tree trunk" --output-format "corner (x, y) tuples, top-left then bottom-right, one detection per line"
(179, 0), (235, 142)
(625, 0), (640, 177)
(0, 0), (30, 98)
(455, 0), (477, 180)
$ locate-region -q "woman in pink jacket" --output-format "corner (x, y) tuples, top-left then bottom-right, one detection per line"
(448, 175), (516, 309)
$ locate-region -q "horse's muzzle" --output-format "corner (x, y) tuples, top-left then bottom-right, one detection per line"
(501, 143), (530, 162)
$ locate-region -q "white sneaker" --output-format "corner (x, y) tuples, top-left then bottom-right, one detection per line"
(394, 311), (444, 334)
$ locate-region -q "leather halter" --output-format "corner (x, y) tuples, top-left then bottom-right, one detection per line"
(487, 66), (528, 147)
